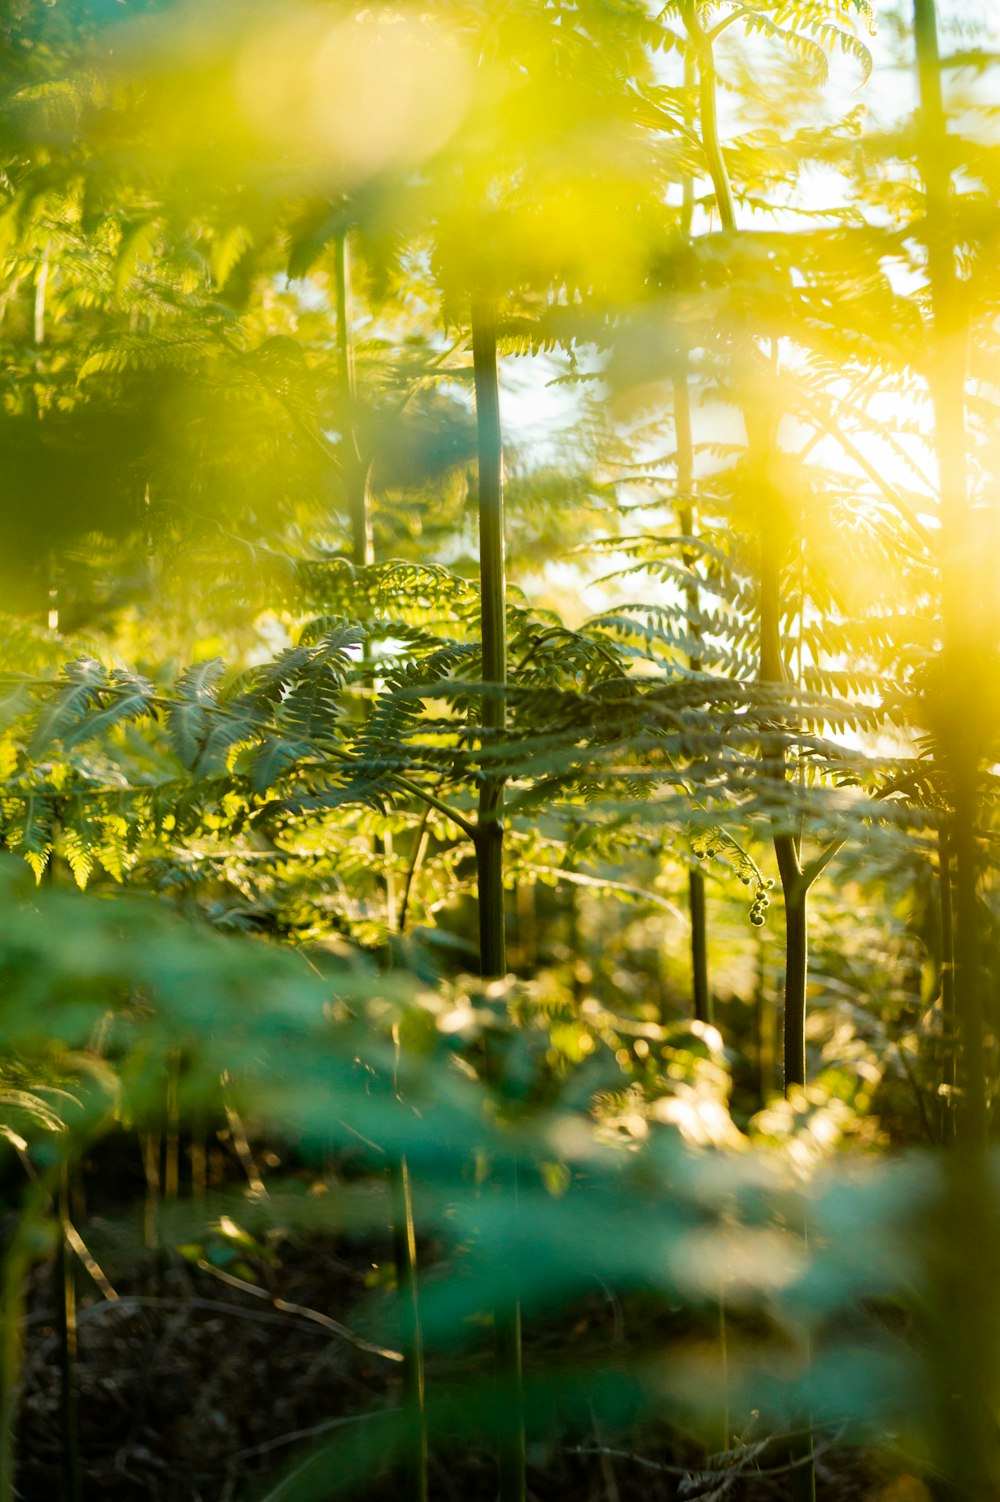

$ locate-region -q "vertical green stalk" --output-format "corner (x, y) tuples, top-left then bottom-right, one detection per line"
(41, 839), (82, 1497)
(755, 936), (774, 1107)
(754, 382), (814, 1502)
(744, 425), (815, 1492)
(514, 879), (538, 973)
(682, 3), (736, 236)
(338, 249), (427, 1500)
(493, 1300), (524, 1502)
(56, 1165), (81, 1502)
(912, 0), (986, 1145)
(682, 4), (806, 1088)
(471, 300), (508, 982)
(334, 232), (374, 568)
(937, 828), (955, 1021)
(673, 65), (711, 1024)
(566, 870), (584, 1006)
(688, 868), (710, 1024)
(673, 363), (711, 1025)
(912, 4), (998, 1494)
(936, 827), (956, 1142)
(779, 883), (808, 1091)
(398, 805), (431, 937)
(389, 1158), (428, 1502)
(471, 298), (525, 1502)
(164, 1055), (180, 1201)
(682, 14), (813, 1495)
(0, 1221), (30, 1502)
(338, 232), (398, 932)
(759, 565), (809, 1097)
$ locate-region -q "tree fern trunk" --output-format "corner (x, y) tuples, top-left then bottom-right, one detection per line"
(673, 354), (711, 1026)
(476, 813), (505, 979)
(683, 3), (736, 236)
(471, 299), (508, 981)
(688, 870), (710, 1024)
(339, 236), (425, 1499)
(758, 475), (806, 1096)
(913, 0), (986, 1146)
(471, 298), (525, 1502)
(776, 838), (807, 1092)
(682, 16), (814, 1493)
(913, 5), (999, 1495)
(686, 2), (806, 1083)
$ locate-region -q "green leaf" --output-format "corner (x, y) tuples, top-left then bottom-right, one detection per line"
(115, 218), (162, 297)
(167, 659), (226, 769)
(2, 793), (54, 881)
(61, 670), (156, 750)
(28, 657), (107, 759)
(279, 670), (343, 741)
(249, 737), (312, 794)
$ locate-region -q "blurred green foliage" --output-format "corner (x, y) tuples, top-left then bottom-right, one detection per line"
(1, 1), (1000, 1499)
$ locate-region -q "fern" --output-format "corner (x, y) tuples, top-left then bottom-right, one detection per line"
(2, 792), (55, 880)
(166, 658), (226, 770)
(28, 656), (108, 758)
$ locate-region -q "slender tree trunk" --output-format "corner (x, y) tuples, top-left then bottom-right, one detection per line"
(673, 364), (711, 1025)
(913, 0), (986, 1146)
(674, 50), (712, 1027)
(935, 828), (956, 1142)
(683, 3), (736, 237)
(913, 5), (999, 1496)
(685, 4), (807, 1085)
(757, 463), (807, 1096)
(688, 868), (710, 1024)
(781, 885), (808, 1091)
(763, 559), (814, 1502)
(471, 298), (525, 1502)
(471, 300), (508, 982)
(336, 233), (401, 935)
(514, 879), (538, 973)
(338, 235), (425, 1496)
(755, 936), (774, 1107)
(682, 16), (813, 1495)
(761, 599), (812, 1500)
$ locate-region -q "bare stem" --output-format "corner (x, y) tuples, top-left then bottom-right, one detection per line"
(471, 297), (524, 1502)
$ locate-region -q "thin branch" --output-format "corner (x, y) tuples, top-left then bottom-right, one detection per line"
(225, 1409), (400, 1466)
(564, 1428), (839, 1479)
(193, 1260), (402, 1362)
(61, 1217), (118, 1303)
(399, 803), (432, 934)
(798, 837), (844, 895)
(792, 388), (937, 554)
(388, 774), (476, 841)
(681, 1), (737, 233)
(705, 4), (752, 45)
(893, 1040), (938, 1145)
(523, 864), (690, 927)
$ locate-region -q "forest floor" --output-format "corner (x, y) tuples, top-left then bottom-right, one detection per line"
(13, 1135), (929, 1502)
